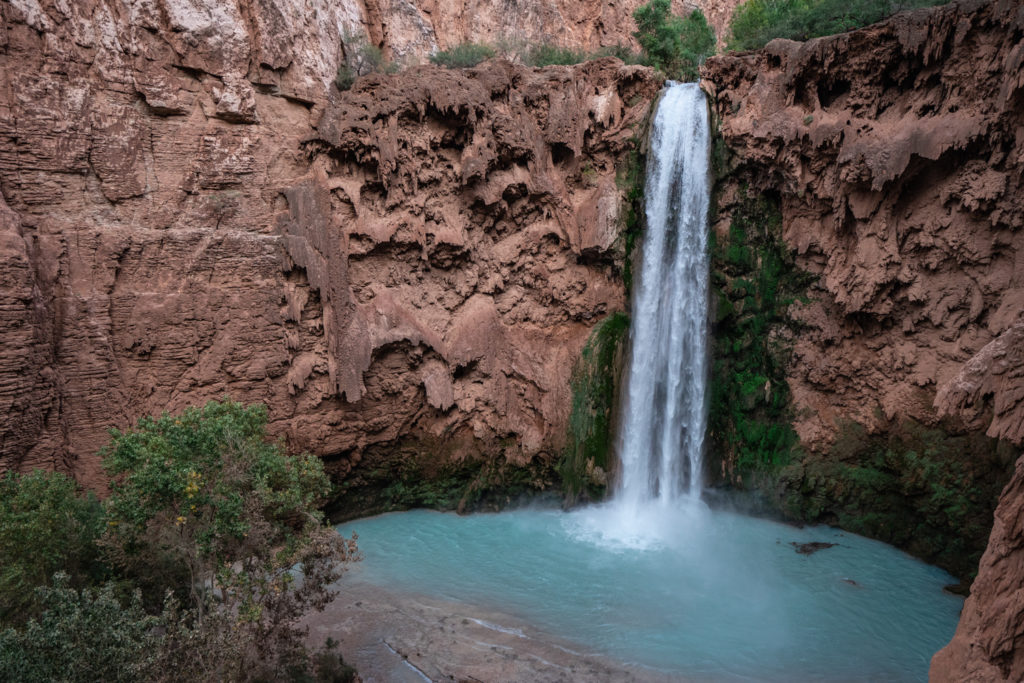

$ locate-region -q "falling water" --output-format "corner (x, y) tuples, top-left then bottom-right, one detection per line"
(616, 82), (711, 509)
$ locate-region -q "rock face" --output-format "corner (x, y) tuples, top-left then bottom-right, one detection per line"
(703, 1), (1024, 679)
(703, 0), (1024, 453)
(361, 0), (742, 63)
(932, 456), (1024, 682)
(0, 0), (659, 489)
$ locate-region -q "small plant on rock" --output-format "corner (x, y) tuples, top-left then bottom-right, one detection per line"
(430, 42), (496, 69)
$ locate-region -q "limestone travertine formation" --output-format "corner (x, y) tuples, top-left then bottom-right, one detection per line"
(703, 2), (1024, 679)
(0, 0), (659, 489)
(703, 0), (1024, 452)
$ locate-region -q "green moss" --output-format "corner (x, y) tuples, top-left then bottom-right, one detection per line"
(778, 420), (1016, 581)
(330, 442), (556, 520)
(708, 186), (815, 478)
(616, 141), (647, 294)
(558, 312), (630, 504)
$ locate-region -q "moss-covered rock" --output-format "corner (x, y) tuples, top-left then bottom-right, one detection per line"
(558, 312), (630, 505)
(778, 420), (1016, 582)
(707, 187), (814, 480)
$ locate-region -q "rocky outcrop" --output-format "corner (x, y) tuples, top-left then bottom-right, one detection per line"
(0, 0), (659, 489)
(932, 454), (1024, 681)
(703, 0), (1024, 677)
(361, 0), (741, 63)
(703, 0), (1024, 453)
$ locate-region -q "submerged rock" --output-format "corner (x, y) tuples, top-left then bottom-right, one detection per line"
(791, 541), (837, 555)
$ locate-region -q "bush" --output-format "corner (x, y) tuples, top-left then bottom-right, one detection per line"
(430, 42), (496, 69)
(727, 0), (951, 51)
(632, 0), (716, 81)
(0, 574), (158, 683)
(0, 470), (106, 626)
(336, 32), (396, 90)
(101, 399), (359, 677)
(522, 43), (589, 67)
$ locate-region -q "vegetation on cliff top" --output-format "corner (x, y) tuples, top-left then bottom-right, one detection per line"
(727, 0), (952, 51)
(0, 400), (358, 682)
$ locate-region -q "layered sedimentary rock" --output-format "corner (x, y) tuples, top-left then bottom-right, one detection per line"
(0, 0), (659, 488)
(703, 0), (1024, 452)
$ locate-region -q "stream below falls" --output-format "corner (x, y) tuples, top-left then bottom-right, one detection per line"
(336, 501), (962, 682)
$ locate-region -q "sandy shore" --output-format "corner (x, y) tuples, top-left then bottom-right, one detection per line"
(304, 572), (679, 682)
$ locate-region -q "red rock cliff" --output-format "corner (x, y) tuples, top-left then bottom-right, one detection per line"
(703, 1), (1023, 679)
(0, 0), (659, 489)
(704, 0), (1024, 452)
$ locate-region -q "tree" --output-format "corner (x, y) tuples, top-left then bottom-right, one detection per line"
(101, 399), (359, 678)
(0, 574), (158, 683)
(633, 0), (716, 81)
(0, 470), (106, 626)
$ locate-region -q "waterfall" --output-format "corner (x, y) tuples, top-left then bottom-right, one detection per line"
(616, 82), (711, 509)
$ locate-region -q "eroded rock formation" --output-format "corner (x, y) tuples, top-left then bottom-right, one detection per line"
(0, 0), (659, 490)
(932, 455), (1024, 681)
(704, 0), (1024, 453)
(703, 1), (1024, 678)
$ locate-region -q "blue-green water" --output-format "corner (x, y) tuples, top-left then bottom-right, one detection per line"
(337, 501), (962, 681)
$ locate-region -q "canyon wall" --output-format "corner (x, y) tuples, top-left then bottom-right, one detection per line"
(704, 0), (1023, 454)
(0, 0), (659, 491)
(704, 0), (1024, 678)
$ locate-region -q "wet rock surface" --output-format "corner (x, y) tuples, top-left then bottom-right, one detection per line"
(932, 454), (1024, 683)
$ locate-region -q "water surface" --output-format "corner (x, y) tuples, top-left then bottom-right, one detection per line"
(337, 502), (961, 682)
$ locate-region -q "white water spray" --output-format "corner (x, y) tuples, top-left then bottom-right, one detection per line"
(615, 82), (711, 511)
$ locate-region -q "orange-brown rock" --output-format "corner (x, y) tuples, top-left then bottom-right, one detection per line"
(704, 2), (1024, 679)
(0, 0), (660, 489)
(361, 0), (742, 62)
(703, 0), (1024, 452)
(932, 453), (1024, 681)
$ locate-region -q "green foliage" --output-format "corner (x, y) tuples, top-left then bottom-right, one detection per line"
(430, 43), (496, 69)
(0, 471), (106, 627)
(727, 0), (950, 52)
(708, 188), (815, 477)
(632, 0), (716, 81)
(0, 574), (158, 683)
(102, 400), (349, 610)
(100, 399), (358, 678)
(559, 312), (630, 504)
(336, 33), (397, 91)
(616, 140), (647, 293)
(522, 43), (590, 67)
(333, 441), (555, 518)
(779, 420), (1015, 581)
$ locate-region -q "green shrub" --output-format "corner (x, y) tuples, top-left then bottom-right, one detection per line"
(523, 44), (589, 67)
(728, 0), (951, 52)
(0, 574), (158, 683)
(0, 470), (106, 626)
(633, 0), (716, 81)
(336, 33), (396, 90)
(430, 43), (496, 69)
(102, 399), (355, 602)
